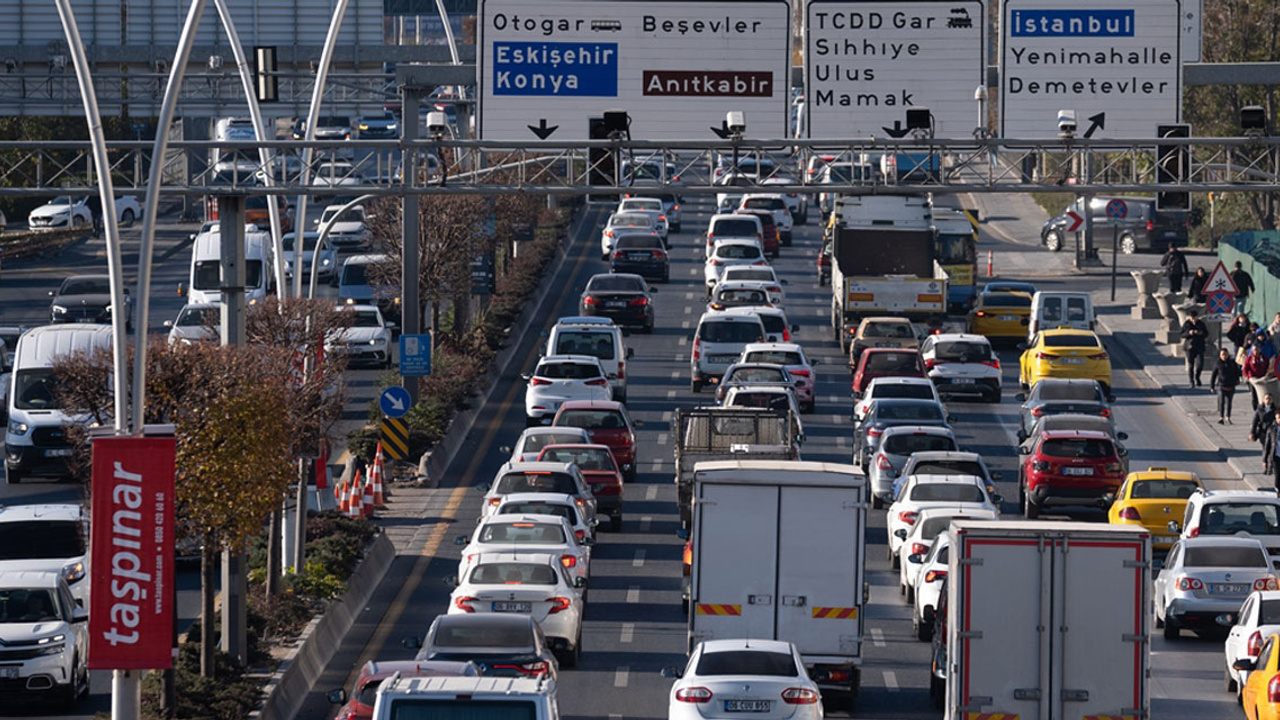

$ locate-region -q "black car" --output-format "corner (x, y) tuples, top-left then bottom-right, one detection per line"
(1014, 378), (1114, 442)
(854, 399), (954, 468)
(49, 274), (132, 330)
(407, 613), (559, 679)
(579, 273), (654, 332)
(608, 234), (669, 282)
(1041, 197), (1188, 254)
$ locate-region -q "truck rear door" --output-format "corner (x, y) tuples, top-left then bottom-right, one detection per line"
(692, 483), (778, 645)
(775, 485), (864, 658)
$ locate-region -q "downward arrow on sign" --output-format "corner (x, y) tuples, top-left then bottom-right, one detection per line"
(527, 119), (559, 139)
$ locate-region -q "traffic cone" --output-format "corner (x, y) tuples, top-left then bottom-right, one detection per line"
(338, 476), (351, 516)
(348, 470), (364, 519)
(371, 443), (387, 508)
(361, 473), (375, 518)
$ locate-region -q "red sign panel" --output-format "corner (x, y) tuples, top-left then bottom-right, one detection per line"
(88, 435), (176, 670)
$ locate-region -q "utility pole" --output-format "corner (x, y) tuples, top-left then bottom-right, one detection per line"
(401, 85), (422, 406)
(218, 196), (249, 665)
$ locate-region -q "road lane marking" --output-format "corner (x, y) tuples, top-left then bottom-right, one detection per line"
(620, 623), (634, 643)
(640, 515), (652, 531)
(646, 486), (658, 500)
(667, 390), (677, 399)
(615, 667), (630, 687)
(884, 670), (899, 691)
(670, 371), (681, 380)
(871, 628), (885, 647)
(662, 411), (673, 422)
(650, 460), (663, 473)
(681, 320), (691, 329)
(656, 432), (669, 444)
(633, 549), (646, 567)
(685, 292), (695, 300)
(684, 305), (693, 315)
(678, 336), (688, 346)
(627, 585), (641, 603)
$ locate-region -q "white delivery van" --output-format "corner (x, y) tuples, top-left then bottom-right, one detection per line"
(5, 324), (114, 483)
(1027, 291), (1095, 341)
(187, 223), (275, 305)
(688, 460), (866, 712)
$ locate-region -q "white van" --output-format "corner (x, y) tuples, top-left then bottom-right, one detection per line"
(5, 324), (113, 483)
(544, 317), (632, 402)
(690, 310), (767, 392)
(1027, 291), (1095, 341)
(187, 224), (276, 305)
(372, 675), (558, 720)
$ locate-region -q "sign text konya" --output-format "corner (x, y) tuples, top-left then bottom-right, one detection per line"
(89, 435), (176, 669)
(478, 0), (791, 140)
(1001, 0), (1183, 139)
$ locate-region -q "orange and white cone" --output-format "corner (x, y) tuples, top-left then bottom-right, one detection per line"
(338, 476), (351, 515)
(371, 444), (387, 508)
(348, 470), (364, 519)
(361, 473), (375, 518)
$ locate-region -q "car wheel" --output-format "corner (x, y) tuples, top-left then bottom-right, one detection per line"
(802, 401), (815, 414)
(121, 209), (135, 227)
(1164, 617), (1179, 640)
(889, 546), (900, 570)
(671, 223), (681, 233)
(915, 610), (933, 642)
(1227, 667), (1238, 694)
(525, 415), (539, 428)
(1045, 230), (1062, 252)
(1120, 235), (1137, 255)
(7, 467), (21, 484)
(906, 584), (915, 604)
(610, 514), (623, 532)
(986, 389), (1001, 403)
(561, 640), (580, 668)
(871, 494), (883, 510)
(1023, 492), (1040, 519)
(662, 271), (670, 283)
(797, 209), (808, 226)
(691, 379), (703, 393)
(930, 674), (945, 709)
(645, 320), (654, 334)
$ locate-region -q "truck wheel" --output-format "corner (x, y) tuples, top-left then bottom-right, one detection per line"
(846, 669), (860, 713)
(1023, 493), (1040, 519)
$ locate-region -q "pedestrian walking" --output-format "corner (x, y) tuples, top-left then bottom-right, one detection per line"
(1244, 341), (1271, 410)
(1232, 261), (1255, 314)
(1162, 245), (1189, 293)
(1251, 395), (1277, 473)
(1211, 348), (1242, 424)
(1181, 309), (1209, 388)
(1228, 313), (1252, 352)
(1187, 266), (1208, 303)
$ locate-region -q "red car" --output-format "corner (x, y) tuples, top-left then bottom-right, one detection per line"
(537, 443), (625, 531)
(852, 348), (926, 399)
(552, 400), (640, 482)
(326, 660), (477, 720)
(1019, 429), (1125, 519)
(735, 208), (780, 258)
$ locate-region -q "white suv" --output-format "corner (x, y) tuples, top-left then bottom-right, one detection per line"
(690, 311), (766, 393)
(544, 317), (632, 403)
(0, 504), (89, 606)
(1173, 489), (1280, 562)
(373, 675), (558, 720)
(0, 571), (89, 707)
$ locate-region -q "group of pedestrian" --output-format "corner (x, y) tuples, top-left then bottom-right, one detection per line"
(1162, 246), (1255, 314)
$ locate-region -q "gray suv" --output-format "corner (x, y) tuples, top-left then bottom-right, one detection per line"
(1041, 197), (1187, 254)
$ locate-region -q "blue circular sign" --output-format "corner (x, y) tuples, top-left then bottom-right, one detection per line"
(379, 385), (412, 419)
(1105, 198), (1128, 219)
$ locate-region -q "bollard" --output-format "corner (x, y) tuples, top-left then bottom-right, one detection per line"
(986, 249), (993, 277)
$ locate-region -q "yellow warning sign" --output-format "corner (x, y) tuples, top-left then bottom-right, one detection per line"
(381, 417), (410, 460)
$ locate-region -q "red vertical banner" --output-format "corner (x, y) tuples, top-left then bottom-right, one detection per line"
(88, 435), (177, 670)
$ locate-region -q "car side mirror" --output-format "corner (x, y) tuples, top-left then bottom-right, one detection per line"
(1107, 395), (1117, 403)
(649, 286), (658, 293)
(402, 635), (422, 650)
(894, 529), (908, 539)
(781, 278), (790, 285)
(661, 666), (683, 679)
(1101, 493), (1115, 505)
(627, 347), (635, 359)
(947, 415), (957, 424)
(990, 471), (1003, 481)
(1216, 613), (1238, 628)
(444, 576), (458, 587)
(574, 576), (588, 588)
(633, 419), (644, 429)
(1167, 520), (1181, 533)
(1014, 392), (1027, 402)
(476, 483), (491, 493)
(991, 494), (1005, 505)
(811, 357), (820, 365)
(908, 553), (924, 564)
(72, 607), (88, 623)
(581, 536), (595, 546)
(1235, 658), (1256, 672)
(677, 527), (690, 540)
(1019, 446), (1031, 455)
(163, 321), (174, 328)
(521, 372), (532, 381)
(326, 689), (348, 704)
(386, 320), (398, 330)
(454, 535), (468, 545)
(791, 324), (801, 334)
(1117, 431), (1129, 441)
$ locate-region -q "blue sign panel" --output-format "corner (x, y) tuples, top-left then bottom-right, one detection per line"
(380, 385), (412, 419)
(1009, 10), (1135, 37)
(492, 42), (619, 96)
(400, 333), (433, 378)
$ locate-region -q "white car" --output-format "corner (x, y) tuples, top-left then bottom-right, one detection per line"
(601, 212), (662, 258)
(739, 194), (793, 244)
(479, 461), (598, 525)
(704, 239), (767, 291)
(1225, 590), (1280, 696)
(523, 355), (612, 425)
(898, 507), (998, 602)
(282, 231), (337, 283)
(1155, 536), (1278, 640)
(615, 198), (668, 240)
(867, 426), (958, 508)
(664, 639), (823, 720)
(164, 302), (220, 345)
(707, 281), (773, 313)
(310, 161), (366, 188)
(326, 304), (393, 368)
(893, 450), (1003, 503)
(0, 504), (90, 606)
(315, 204), (368, 251)
(854, 376), (944, 425)
(447, 552), (587, 667)
(738, 342), (818, 413)
(455, 513), (592, 584)
(725, 305), (795, 344)
(920, 333), (1002, 403)
(886, 473), (1000, 563)
(720, 266), (787, 307)
(108, 195), (141, 226)
(502, 427), (591, 463)
(495, 493), (598, 544)
(760, 175), (808, 224)
(28, 196), (92, 229)
(0, 571), (90, 706)
(909, 530), (956, 641)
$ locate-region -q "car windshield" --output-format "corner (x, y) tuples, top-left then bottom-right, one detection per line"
(863, 323), (915, 339)
(729, 392), (791, 412)
(933, 341), (992, 362)
(478, 522), (566, 545)
(1261, 600), (1280, 624)
(616, 235), (663, 250)
(909, 483), (986, 503)
(743, 198), (785, 210)
(468, 562), (557, 585)
(865, 353), (920, 373)
(14, 368), (60, 411)
(1044, 335), (1101, 349)
(1129, 479), (1199, 499)
(912, 460), (983, 477)
(876, 403), (942, 421)
(611, 214), (651, 228)
(694, 650), (797, 677)
(700, 321), (763, 344)
(540, 447), (615, 471)
(557, 410), (627, 430)
(0, 520), (85, 560)
(1037, 383), (1099, 401)
(61, 277), (111, 295)
(745, 351), (802, 366)
(323, 209), (364, 224)
(725, 269), (774, 282)
(434, 622), (531, 649)
(712, 219), (760, 237)
(498, 503), (577, 524)
(621, 200), (663, 213)
(758, 315), (786, 335)
(716, 244), (762, 260)
(553, 331), (616, 360)
(0, 588), (60, 623)
(176, 307), (217, 327)
(919, 515), (960, 540)
(729, 367), (787, 384)
(386, 699), (538, 720)
(342, 310), (380, 328)
(1183, 546), (1269, 568)
(317, 116), (350, 127)
(494, 472), (578, 495)
(535, 362), (602, 380)
(1199, 504), (1280, 536)
(518, 432), (583, 454)
(1039, 438), (1114, 458)
(341, 263), (369, 286)
(872, 384), (934, 401)
(587, 276), (645, 292)
(981, 294), (1032, 308)
(719, 289), (768, 304)
(282, 234), (324, 252)
(883, 434), (956, 455)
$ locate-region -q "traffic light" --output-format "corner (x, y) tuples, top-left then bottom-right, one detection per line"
(1156, 123), (1191, 211)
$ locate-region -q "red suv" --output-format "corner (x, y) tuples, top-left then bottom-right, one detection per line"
(552, 400), (641, 481)
(1019, 429), (1125, 519)
(536, 443), (625, 531)
(852, 348), (926, 399)
(735, 208), (780, 258)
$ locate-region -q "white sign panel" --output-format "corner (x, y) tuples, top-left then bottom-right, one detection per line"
(477, 0), (791, 140)
(805, 1), (986, 139)
(1000, 0), (1182, 139)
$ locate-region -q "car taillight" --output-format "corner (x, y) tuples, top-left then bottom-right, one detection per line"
(1175, 577), (1204, 591)
(1250, 630), (1265, 656)
(617, 361), (625, 380)
(925, 358), (942, 370)
(924, 569), (948, 583)
(911, 542), (930, 555)
(547, 597), (571, 614)
(1032, 461), (1050, 472)
(982, 358), (1001, 369)
(683, 540), (692, 575)
(613, 251), (624, 259)
(710, 302), (726, 310)
(1088, 353), (1109, 360)
(1255, 578), (1280, 591)
(454, 596), (477, 612)
(530, 377), (551, 386)
(628, 296), (649, 306)
(1104, 462), (1123, 474)
(673, 204), (681, 211)
(781, 688), (819, 705)
(592, 482), (622, 496)
(1118, 507), (1141, 520)
(974, 310), (986, 317)
(1036, 352), (1054, 360)
(782, 328), (791, 342)
(675, 687), (713, 703)
(1031, 407), (1046, 416)
(752, 260), (768, 266)
(652, 250), (666, 259)
(488, 497), (501, 506)
(767, 285), (782, 294)
(867, 427), (883, 438)
(585, 378), (609, 386)
(1188, 527), (1200, 537)
(1147, 220), (1155, 231)
(1099, 408), (1111, 417)
(899, 511), (918, 525)
(520, 661), (550, 677)
(604, 229), (615, 238)
(709, 258), (723, 266)
(790, 369), (811, 377)
(1268, 674), (1280, 703)
(692, 338), (701, 360)
(583, 296), (600, 306)
(561, 554), (577, 568)
(875, 454), (893, 471)
(574, 529), (586, 542)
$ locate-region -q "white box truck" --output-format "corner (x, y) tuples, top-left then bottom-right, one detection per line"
(945, 520), (1151, 720)
(688, 460), (866, 711)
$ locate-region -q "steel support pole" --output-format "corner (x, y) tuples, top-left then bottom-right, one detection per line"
(402, 87), (422, 406)
(217, 196), (249, 665)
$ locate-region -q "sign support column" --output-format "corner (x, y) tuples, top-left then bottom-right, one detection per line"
(217, 196), (249, 666)
(401, 84), (422, 407)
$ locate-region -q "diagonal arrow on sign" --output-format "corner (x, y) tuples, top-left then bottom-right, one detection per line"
(527, 119), (559, 139)
(1065, 209), (1083, 233)
(1082, 112), (1106, 139)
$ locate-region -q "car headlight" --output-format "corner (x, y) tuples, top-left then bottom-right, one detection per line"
(36, 634), (67, 655)
(63, 561), (85, 584)
(321, 258), (332, 266)
(8, 418), (29, 435)
(386, 123), (398, 130)
(52, 305), (67, 314)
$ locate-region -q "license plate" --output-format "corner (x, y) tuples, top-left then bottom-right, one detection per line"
(75, 317), (98, 323)
(949, 377), (975, 384)
(606, 301), (627, 308)
(0, 667), (18, 679)
(711, 355), (738, 364)
(628, 253), (650, 260)
(997, 315), (1017, 322)
(1062, 466), (1094, 476)
(45, 448), (74, 457)
(1059, 357), (1087, 365)
(1210, 583), (1250, 595)
(724, 700), (771, 713)
(492, 602), (532, 613)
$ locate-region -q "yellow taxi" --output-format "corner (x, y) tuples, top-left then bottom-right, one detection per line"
(968, 291), (1033, 341)
(1019, 327), (1112, 394)
(1106, 467), (1203, 548)
(1240, 632), (1280, 720)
